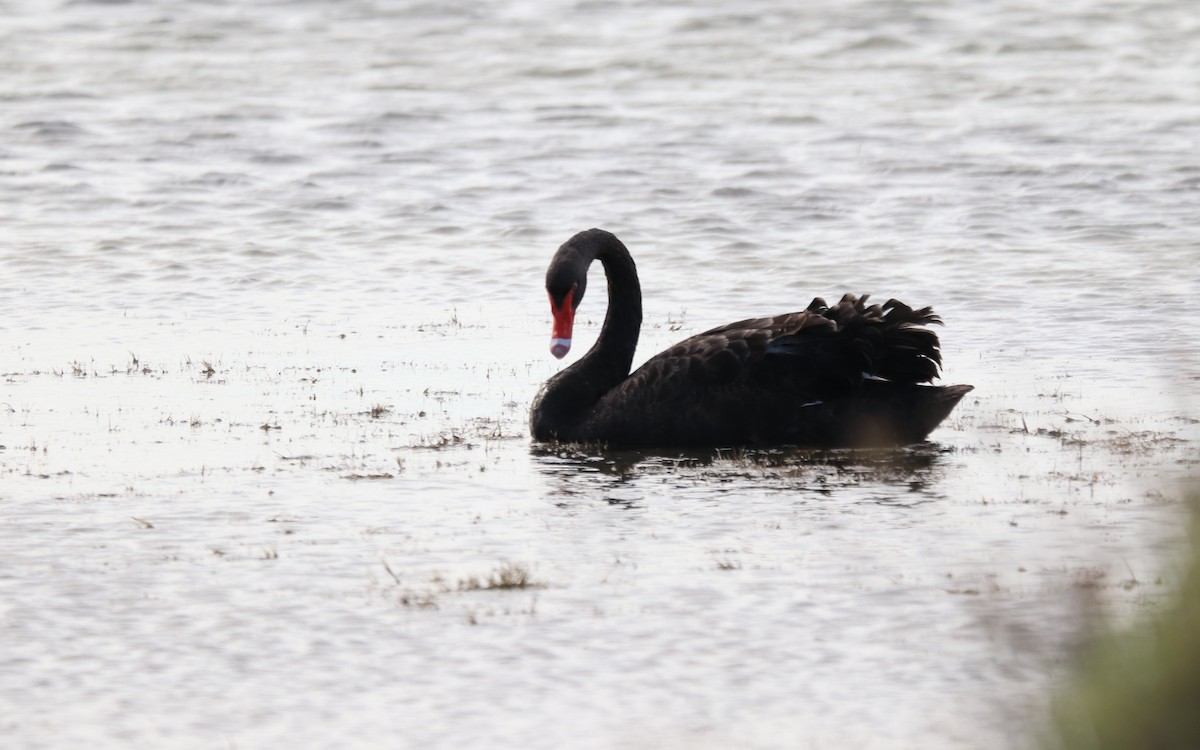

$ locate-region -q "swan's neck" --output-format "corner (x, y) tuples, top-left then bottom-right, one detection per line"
(586, 239), (642, 377)
(532, 232), (642, 441)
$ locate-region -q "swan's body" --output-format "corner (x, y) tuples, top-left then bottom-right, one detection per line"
(530, 228), (972, 448)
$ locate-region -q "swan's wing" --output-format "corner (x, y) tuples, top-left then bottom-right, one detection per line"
(582, 295), (950, 445)
(608, 310), (837, 407)
(617, 293), (944, 401)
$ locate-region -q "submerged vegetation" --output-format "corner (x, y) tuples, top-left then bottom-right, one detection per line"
(1047, 488), (1200, 750)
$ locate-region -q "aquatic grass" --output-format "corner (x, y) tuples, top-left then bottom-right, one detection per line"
(1046, 487), (1200, 750)
(376, 561), (542, 612)
(459, 562), (541, 591)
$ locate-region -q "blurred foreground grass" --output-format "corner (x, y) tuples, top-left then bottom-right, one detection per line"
(1048, 488), (1200, 750)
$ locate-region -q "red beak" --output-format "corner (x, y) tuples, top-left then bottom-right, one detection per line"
(549, 288), (575, 359)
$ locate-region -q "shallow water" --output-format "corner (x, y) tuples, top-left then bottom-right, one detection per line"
(2, 1), (1199, 748)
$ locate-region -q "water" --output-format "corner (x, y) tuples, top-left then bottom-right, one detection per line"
(2, 1), (1199, 747)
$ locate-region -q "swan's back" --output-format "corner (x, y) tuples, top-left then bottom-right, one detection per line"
(565, 294), (972, 447)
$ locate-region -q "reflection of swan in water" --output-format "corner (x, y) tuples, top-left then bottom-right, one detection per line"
(530, 443), (950, 505)
(531, 229), (972, 448)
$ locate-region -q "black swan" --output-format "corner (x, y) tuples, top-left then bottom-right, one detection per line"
(530, 228), (973, 447)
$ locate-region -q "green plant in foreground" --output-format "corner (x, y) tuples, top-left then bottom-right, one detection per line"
(1048, 489), (1200, 750)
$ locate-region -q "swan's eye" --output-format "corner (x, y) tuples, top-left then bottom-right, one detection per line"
(555, 286), (576, 313)
(548, 281), (579, 310)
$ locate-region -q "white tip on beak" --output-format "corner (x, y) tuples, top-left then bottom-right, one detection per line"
(550, 338), (571, 359)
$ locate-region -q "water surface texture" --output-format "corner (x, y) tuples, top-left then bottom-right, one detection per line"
(2, 1), (1198, 748)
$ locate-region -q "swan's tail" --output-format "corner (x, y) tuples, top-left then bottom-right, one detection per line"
(808, 293), (945, 385)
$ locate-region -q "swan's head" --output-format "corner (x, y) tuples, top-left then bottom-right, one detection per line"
(545, 239), (590, 359)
